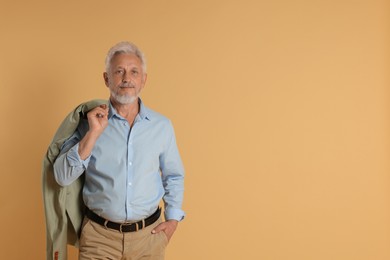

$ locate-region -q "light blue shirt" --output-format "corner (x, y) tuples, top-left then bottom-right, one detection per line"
(53, 99), (185, 222)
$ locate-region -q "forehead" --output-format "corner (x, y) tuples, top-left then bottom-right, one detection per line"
(110, 53), (142, 68)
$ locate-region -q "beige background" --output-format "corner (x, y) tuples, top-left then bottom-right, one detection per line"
(0, 0), (389, 259)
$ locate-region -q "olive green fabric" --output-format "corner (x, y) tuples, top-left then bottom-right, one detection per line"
(42, 100), (108, 260)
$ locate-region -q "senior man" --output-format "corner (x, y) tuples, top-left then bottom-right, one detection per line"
(53, 41), (185, 260)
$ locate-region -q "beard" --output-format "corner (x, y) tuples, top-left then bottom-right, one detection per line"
(110, 91), (138, 105)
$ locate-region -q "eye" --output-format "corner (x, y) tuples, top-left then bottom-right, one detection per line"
(131, 70), (139, 76)
(115, 69), (124, 74)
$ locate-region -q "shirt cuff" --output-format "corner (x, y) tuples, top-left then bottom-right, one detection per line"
(164, 208), (185, 222)
(66, 143), (91, 169)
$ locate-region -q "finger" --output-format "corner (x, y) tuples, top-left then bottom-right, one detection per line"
(94, 111), (106, 118)
(99, 104), (109, 112)
(151, 223), (165, 234)
(96, 104), (109, 118)
(95, 108), (108, 117)
(95, 110), (107, 118)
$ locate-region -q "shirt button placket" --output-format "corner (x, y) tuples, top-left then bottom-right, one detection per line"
(126, 125), (134, 220)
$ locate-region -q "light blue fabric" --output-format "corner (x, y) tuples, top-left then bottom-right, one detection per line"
(54, 99), (185, 222)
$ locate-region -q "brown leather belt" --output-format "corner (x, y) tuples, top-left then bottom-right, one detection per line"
(86, 207), (161, 233)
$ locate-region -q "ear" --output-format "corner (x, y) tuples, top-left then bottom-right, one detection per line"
(103, 72), (109, 87)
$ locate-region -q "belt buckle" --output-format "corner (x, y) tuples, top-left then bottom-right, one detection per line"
(119, 223), (128, 233)
(119, 222), (137, 233)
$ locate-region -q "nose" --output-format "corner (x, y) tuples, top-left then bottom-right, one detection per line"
(122, 71), (132, 83)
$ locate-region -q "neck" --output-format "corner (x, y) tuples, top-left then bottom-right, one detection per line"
(110, 97), (140, 123)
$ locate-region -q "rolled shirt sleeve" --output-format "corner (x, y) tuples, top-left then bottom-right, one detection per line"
(53, 133), (91, 186)
(160, 121), (185, 221)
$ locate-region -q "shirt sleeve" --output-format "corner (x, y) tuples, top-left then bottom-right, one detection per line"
(160, 121), (185, 221)
(53, 130), (91, 186)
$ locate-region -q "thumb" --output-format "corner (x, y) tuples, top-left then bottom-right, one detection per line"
(151, 223), (165, 234)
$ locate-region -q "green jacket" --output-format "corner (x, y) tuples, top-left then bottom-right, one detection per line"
(42, 99), (108, 260)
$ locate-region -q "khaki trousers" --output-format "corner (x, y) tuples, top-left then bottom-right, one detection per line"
(79, 215), (168, 260)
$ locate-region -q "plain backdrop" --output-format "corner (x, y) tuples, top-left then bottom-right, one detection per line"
(0, 0), (389, 259)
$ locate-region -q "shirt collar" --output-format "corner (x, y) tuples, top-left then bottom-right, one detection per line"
(138, 98), (151, 120)
(108, 98), (151, 121)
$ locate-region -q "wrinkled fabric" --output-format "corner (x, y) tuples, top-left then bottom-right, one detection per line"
(42, 99), (108, 260)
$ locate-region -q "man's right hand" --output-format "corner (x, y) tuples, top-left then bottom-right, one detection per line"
(78, 104), (109, 160)
(87, 104), (109, 135)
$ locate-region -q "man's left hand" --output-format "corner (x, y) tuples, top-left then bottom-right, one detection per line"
(151, 220), (178, 241)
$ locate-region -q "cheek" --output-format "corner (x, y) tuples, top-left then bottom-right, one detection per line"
(108, 76), (121, 87)
(139, 77), (146, 87)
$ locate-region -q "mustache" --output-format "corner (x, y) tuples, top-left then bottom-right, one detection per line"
(118, 82), (135, 88)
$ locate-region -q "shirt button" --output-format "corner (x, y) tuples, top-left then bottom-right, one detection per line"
(128, 182), (132, 186)
(128, 161), (132, 166)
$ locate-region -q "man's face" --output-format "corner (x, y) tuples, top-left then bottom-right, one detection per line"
(104, 53), (147, 105)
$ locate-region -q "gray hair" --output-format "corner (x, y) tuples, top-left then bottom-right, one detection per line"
(105, 41), (147, 73)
